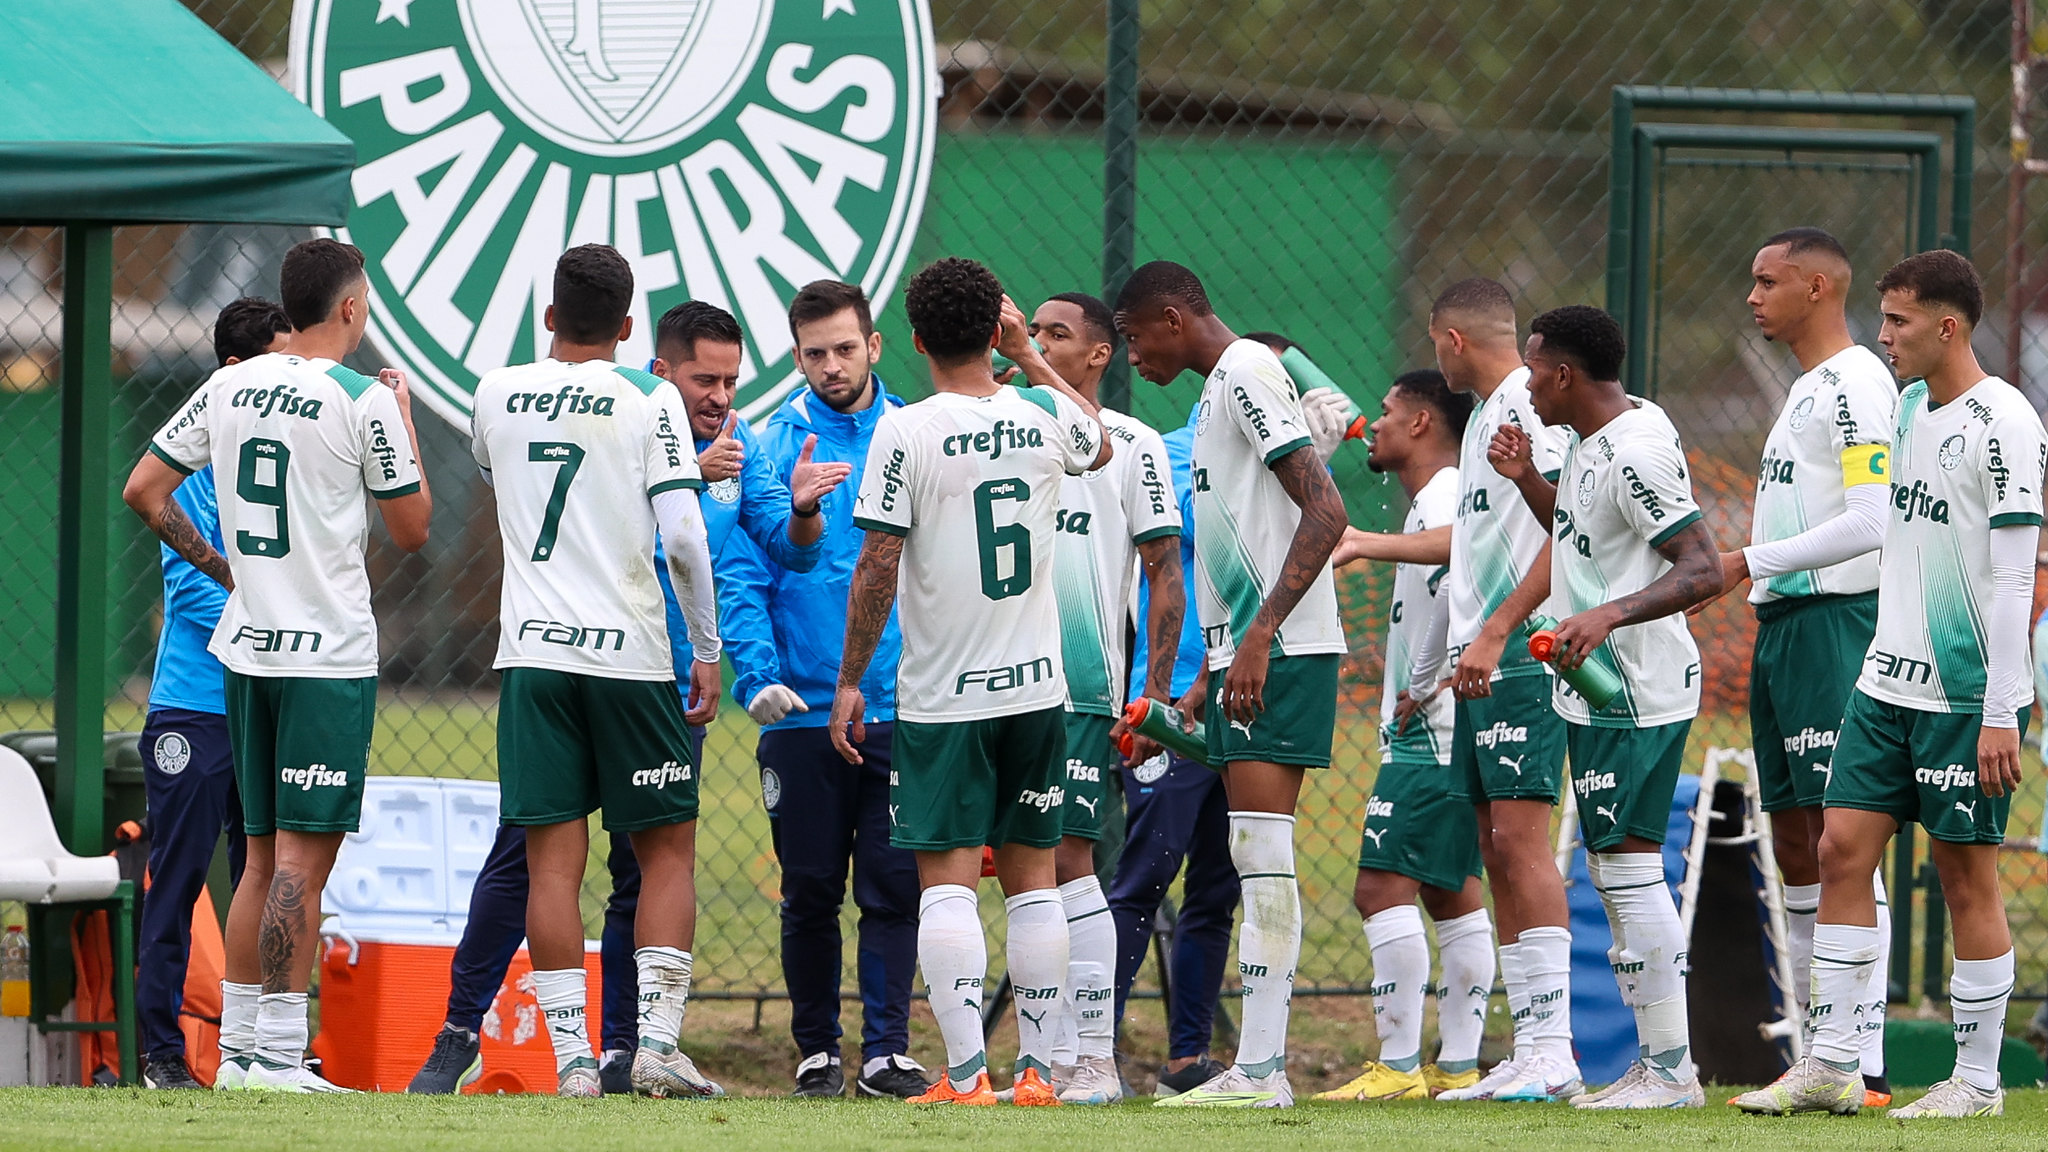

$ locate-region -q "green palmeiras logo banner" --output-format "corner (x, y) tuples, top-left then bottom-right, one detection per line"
(290, 0), (935, 427)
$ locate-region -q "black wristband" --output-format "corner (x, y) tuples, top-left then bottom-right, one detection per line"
(794, 502), (821, 519)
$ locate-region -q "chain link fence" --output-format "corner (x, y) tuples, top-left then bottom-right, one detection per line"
(6, 0), (2048, 1067)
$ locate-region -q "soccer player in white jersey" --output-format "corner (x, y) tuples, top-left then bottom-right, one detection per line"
(1704, 227), (1898, 1105)
(123, 238), (431, 1092)
(1113, 261), (1348, 1109)
(830, 258), (1110, 1106)
(1490, 305), (1724, 1108)
(469, 245), (724, 1098)
(1315, 369), (1496, 1102)
(1423, 279), (1582, 1103)
(1020, 291), (1184, 1104)
(1736, 251), (2045, 1119)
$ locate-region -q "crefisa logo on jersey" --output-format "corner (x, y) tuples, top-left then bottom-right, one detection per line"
(293, 0), (935, 429)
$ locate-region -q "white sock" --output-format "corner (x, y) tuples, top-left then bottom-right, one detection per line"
(1497, 940), (1532, 1063)
(1518, 925), (1575, 1065)
(1434, 908), (1495, 1071)
(1363, 905), (1428, 1071)
(1059, 876), (1117, 1061)
(1003, 889), (1069, 1077)
(1599, 853), (1693, 1082)
(1229, 812), (1300, 1078)
(918, 884), (988, 1090)
(1862, 872), (1891, 1078)
(532, 968), (593, 1075)
(1783, 881), (1820, 1034)
(1949, 952), (2014, 1093)
(253, 992), (308, 1070)
(220, 981), (261, 1062)
(1808, 922), (1879, 1069)
(1587, 856), (1638, 1008)
(634, 946), (692, 1051)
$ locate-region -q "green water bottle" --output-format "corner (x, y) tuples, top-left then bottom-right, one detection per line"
(1278, 346), (1367, 440)
(1117, 698), (1209, 763)
(1523, 614), (1624, 711)
(991, 338), (1045, 376)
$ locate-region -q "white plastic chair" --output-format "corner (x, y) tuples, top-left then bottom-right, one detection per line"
(0, 744), (119, 904)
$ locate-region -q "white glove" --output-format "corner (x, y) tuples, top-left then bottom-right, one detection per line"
(1301, 387), (1352, 462)
(746, 684), (810, 726)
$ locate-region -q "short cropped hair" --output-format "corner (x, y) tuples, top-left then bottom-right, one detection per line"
(1048, 291), (1115, 345)
(1876, 249), (1984, 327)
(1242, 331), (1301, 354)
(213, 297), (291, 367)
(1429, 277), (1514, 324)
(1529, 305), (1626, 382)
(1763, 226), (1851, 266)
(905, 257), (1003, 361)
(656, 300), (744, 362)
(1389, 368), (1474, 440)
(278, 238), (365, 331)
(1114, 260), (1213, 317)
(788, 280), (874, 340)
(551, 244), (634, 344)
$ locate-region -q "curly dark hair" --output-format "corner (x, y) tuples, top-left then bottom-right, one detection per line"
(212, 297), (291, 367)
(551, 244), (634, 344)
(1113, 260), (1212, 317)
(657, 300), (744, 362)
(1876, 249), (1983, 327)
(1529, 305), (1626, 381)
(905, 257), (1003, 361)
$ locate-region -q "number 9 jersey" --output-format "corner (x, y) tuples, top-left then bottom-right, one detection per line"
(148, 354), (422, 678)
(851, 384), (1103, 723)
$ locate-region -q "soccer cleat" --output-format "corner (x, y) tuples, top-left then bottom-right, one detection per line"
(1422, 1064), (1480, 1098)
(1436, 1057), (1524, 1101)
(242, 1062), (358, 1093)
(214, 1055), (252, 1091)
(1574, 1069), (1704, 1110)
(1057, 1055), (1124, 1104)
(1488, 1053), (1584, 1102)
(856, 1054), (931, 1099)
(1863, 1073), (1892, 1109)
(1887, 1078), (2003, 1119)
(1011, 1066), (1061, 1106)
(909, 1069), (998, 1105)
(142, 1054), (203, 1090)
(1571, 1060), (1648, 1106)
(406, 1026), (482, 1094)
(1152, 1064), (1293, 1108)
(631, 1043), (725, 1098)
(599, 1049), (634, 1095)
(792, 1052), (845, 1098)
(1728, 1055), (1861, 1116)
(1312, 1061), (1428, 1101)
(1153, 1055), (1228, 1097)
(558, 1057), (603, 1098)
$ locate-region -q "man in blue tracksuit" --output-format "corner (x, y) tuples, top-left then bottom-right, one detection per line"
(411, 302), (837, 1095)
(137, 298), (293, 1089)
(1113, 398), (1244, 1097)
(717, 280), (925, 1099)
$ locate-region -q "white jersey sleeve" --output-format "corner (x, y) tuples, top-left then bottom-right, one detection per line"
(1984, 402), (2047, 528)
(1614, 425), (1702, 547)
(354, 384), (422, 497)
(151, 379), (217, 473)
(1226, 352), (1315, 466)
(645, 385), (700, 496)
(1120, 418), (1181, 544)
(1042, 386), (1106, 476)
(852, 410), (914, 535)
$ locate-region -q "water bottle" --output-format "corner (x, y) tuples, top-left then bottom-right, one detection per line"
(1, 924), (28, 1018)
(1117, 698), (1209, 763)
(991, 338), (1046, 377)
(1278, 346), (1367, 440)
(1524, 614), (1624, 711)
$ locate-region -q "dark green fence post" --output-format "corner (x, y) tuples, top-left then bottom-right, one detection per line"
(55, 224), (113, 856)
(1100, 0), (1140, 412)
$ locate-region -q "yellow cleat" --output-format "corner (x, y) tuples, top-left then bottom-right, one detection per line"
(1312, 1061), (1428, 1101)
(1423, 1064), (1481, 1098)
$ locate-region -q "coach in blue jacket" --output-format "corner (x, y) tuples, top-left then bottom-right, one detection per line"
(717, 280), (924, 1099)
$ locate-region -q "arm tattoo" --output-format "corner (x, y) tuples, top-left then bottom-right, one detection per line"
(1251, 446), (1347, 638)
(1603, 520), (1722, 626)
(1136, 536), (1184, 699)
(257, 870), (308, 993)
(837, 531), (904, 690)
(151, 493), (233, 588)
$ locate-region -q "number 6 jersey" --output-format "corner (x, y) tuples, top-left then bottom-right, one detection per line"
(852, 385), (1103, 723)
(149, 354), (421, 678)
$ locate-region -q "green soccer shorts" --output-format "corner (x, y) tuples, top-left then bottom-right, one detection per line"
(497, 667), (699, 832)
(1449, 671), (1569, 804)
(1358, 756), (1482, 891)
(1061, 711), (1120, 841)
(225, 671), (376, 836)
(892, 705), (1066, 851)
(1750, 592), (1876, 813)
(1566, 719), (1691, 852)
(1825, 690), (2029, 845)
(1203, 653), (1339, 769)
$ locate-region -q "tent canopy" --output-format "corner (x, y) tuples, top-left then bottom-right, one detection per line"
(0, 0), (353, 224)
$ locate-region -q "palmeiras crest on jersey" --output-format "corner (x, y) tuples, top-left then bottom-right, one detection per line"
(292, 0), (935, 429)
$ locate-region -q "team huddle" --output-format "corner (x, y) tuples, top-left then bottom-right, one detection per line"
(123, 227), (2039, 1118)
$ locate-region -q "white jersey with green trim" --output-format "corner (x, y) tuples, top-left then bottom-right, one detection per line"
(1749, 344), (1899, 603)
(1858, 376), (2047, 713)
(1056, 407), (1182, 716)
(1550, 400), (1704, 728)
(852, 385), (1104, 723)
(148, 353), (422, 678)
(471, 358), (701, 680)
(1448, 368), (1569, 680)
(1381, 466), (1457, 764)
(1190, 338), (1346, 671)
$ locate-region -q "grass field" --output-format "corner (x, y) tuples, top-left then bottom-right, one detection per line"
(4, 1088), (2048, 1152)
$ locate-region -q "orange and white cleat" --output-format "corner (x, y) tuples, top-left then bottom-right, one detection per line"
(909, 1069), (998, 1105)
(1011, 1067), (1061, 1106)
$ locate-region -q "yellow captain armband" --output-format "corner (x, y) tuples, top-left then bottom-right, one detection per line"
(1840, 443), (1888, 487)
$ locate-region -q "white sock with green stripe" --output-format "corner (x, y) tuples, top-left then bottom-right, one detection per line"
(1004, 889), (1068, 1077)
(1808, 922), (1877, 1072)
(253, 992), (309, 1071)
(1948, 951), (2013, 1092)
(917, 884), (988, 1090)
(1058, 876), (1117, 1061)
(1596, 853), (1693, 1083)
(531, 969), (593, 1076)
(1517, 925), (1574, 1065)
(1229, 812), (1300, 1079)
(1862, 872), (1891, 1078)
(1782, 881), (1820, 1035)
(1363, 905), (1427, 1072)
(1434, 908), (1495, 1072)
(219, 981), (260, 1066)
(634, 946), (692, 1052)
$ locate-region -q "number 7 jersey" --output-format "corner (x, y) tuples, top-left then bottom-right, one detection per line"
(471, 358), (701, 680)
(148, 354), (422, 678)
